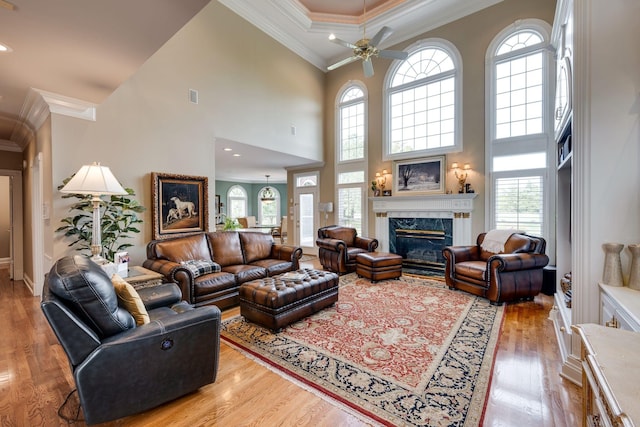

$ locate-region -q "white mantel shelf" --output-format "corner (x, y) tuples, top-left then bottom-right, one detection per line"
(370, 193), (477, 252)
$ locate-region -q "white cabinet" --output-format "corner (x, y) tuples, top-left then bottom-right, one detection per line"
(599, 284), (640, 332)
(573, 324), (640, 427)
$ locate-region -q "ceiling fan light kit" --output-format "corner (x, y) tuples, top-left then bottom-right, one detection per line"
(327, 1), (408, 77)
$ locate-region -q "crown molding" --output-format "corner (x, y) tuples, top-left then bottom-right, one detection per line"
(0, 139), (22, 152)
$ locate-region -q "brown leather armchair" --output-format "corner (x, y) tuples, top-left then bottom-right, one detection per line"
(442, 232), (549, 305)
(316, 225), (378, 274)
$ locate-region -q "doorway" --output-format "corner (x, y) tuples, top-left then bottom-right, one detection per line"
(293, 172), (319, 255)
(0, 169), (23, 282)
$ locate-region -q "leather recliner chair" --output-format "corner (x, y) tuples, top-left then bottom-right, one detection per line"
(442, 232), (549, 305)
(316, 225), (378, 274)
(41, 255), (221, 425)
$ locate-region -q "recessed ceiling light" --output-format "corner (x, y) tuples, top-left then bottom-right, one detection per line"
(233, 154), (241, 157)
(224, 148), (232, 151)
(0, 43), (12, 53)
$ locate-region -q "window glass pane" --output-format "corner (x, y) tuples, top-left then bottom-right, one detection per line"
(391, 47), (454, 87)
(299, 193), (315, 247)
(493, 152), (546, 172)
(495, 175), (543, 235)
(296, 175), (317, 187)
(341, 87), (364, 103)
(494, 52), (544, 138)
(340, 100), (365, 161)
(338, 171), (364, 184)
(496, 30), (543, 55)
(338, 187), (362, 235)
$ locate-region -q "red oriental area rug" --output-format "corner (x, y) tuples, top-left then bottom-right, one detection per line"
(221, 274), (504, 427)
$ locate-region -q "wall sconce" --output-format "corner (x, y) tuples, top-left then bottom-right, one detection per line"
(375, 169), (388, 190)
(451, 162), (471, 193)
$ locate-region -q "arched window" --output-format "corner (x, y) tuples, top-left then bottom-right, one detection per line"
(486, 20), (552, 237)
(258, 186), (280, 226)
(335, 81), (367, 235)
(227, 185), (247, 219)
(384, 39), (462, 159)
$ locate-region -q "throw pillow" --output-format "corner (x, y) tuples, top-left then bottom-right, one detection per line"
(112, 274), (150, 326)
(180, 259), (222, 278)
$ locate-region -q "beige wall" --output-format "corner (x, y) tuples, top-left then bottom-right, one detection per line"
(323, 0), (556, 238)
(49, 1), (325, 265)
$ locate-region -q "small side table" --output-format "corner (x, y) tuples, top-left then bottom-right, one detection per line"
(123, 266), (164, 290)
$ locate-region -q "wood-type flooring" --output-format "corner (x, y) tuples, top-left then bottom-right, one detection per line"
(0, 259), (581, 426)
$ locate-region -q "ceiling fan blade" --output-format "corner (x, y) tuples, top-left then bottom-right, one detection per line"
(328, 55), (360, 71)
(0, 0), (15, 10)
(329, 36), (358, 50)
(370, 26), (393, 47)
(363, 59), (374, 78)
(378, 49), (409, 60)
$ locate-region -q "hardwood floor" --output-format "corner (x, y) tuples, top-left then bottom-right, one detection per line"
(0, 262), (581, 426)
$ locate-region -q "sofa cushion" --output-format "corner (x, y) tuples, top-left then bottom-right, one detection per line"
(239, 232), (273, 263)
(154, 233), (211, 263)
(112, 273), (150, 326)
(250, 259), (294, 277)
(47, 255), (135, 338)
(222, 264), (267, 284)
(180, 259), (222, 278)
(207, 232), (244, 266)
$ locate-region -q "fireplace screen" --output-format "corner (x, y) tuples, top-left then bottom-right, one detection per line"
(389, 218), (453, 276)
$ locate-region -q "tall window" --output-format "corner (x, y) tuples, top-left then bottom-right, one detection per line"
(384, 39), (462, 160)
(487, 20), (552, 237)
(227, 185), (247, 219)
(258, 186), (280, 226)
(336, 82), (367, 235)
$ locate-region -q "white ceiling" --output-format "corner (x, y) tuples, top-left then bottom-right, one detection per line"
(0, 0), (503, 183)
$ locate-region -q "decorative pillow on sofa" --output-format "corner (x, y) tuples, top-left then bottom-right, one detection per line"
(112, 274), (150, 326)
(180, 259), (222, 278)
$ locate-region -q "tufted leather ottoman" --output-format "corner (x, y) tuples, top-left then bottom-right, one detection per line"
(239, 268), (339, 332)
(356, 252), (403, 283)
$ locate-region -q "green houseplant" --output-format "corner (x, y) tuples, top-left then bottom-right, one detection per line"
(223, 216), (240, 231)
(56, 176), (146, 262)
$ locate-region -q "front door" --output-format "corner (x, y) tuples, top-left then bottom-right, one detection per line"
(293, 172), (319, 255)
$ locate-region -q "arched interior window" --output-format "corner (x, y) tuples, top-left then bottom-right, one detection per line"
(258, 186), (280, 226)
(227, 185), (247, 219)
(487, 21), (552, 237)
(384, 40), (462, 159)
(335, 82), (367, 235)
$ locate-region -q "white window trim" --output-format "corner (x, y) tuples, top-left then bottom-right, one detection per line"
(335, 80), (368, 167)
(227, 184), (248, 219)
(335, 80), (368, 233)
(382, 38), (463, 161)
(484, 19), (555, 258)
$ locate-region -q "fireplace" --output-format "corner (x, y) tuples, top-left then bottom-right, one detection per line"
(389, 218), (453, 275)
(372, 194), (476, 274)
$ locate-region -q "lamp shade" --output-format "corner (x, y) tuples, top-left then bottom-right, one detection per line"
(60, 162), (127, 196)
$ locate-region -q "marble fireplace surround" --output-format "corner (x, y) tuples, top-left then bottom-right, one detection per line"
(371, 194), (477, 252)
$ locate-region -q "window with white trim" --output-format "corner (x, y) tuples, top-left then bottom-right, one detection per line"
(258, 186), (280, 226)
(487, 20), (553, 237)
(384, 39), (462, 160)
(336, 82), (367, 235)
(227, 185), (247, 219)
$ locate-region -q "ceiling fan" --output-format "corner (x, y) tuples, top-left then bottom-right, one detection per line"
(327, 1), (408, 78)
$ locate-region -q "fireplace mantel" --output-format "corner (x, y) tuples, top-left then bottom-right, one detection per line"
(371, 193), (477, 251)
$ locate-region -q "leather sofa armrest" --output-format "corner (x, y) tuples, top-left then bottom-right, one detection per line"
(138, 283), (182, 311)
(489, 253), (550, 272)
(354, 236), (379, 251)
(143, 259), (195, 304)
(442, 245), (480, 263)
(316, 238), (346, 252)
(271, 244), (303, 269)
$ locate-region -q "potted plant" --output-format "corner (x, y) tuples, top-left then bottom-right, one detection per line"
(223, 217), (240, 231)
(56, 176), (146, 262)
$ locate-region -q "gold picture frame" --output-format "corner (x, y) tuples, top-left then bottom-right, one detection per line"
(151, 172), (208, 240)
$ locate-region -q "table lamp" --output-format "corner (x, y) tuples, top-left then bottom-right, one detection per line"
(60, 162), (128, 263)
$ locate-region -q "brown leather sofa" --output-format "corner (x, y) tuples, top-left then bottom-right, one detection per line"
(442, 232), (549, 305)
(144, 231), (302, 309)
(316, 225), (378, 274)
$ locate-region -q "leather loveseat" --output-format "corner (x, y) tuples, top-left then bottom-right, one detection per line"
(316, 225), (379, 274)
(442, 232), (549, 305)
(41, 255), (221, 425)
(144, 231), (303, 309)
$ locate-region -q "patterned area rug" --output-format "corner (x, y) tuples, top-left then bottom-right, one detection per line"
(221, 274), (503, 427)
